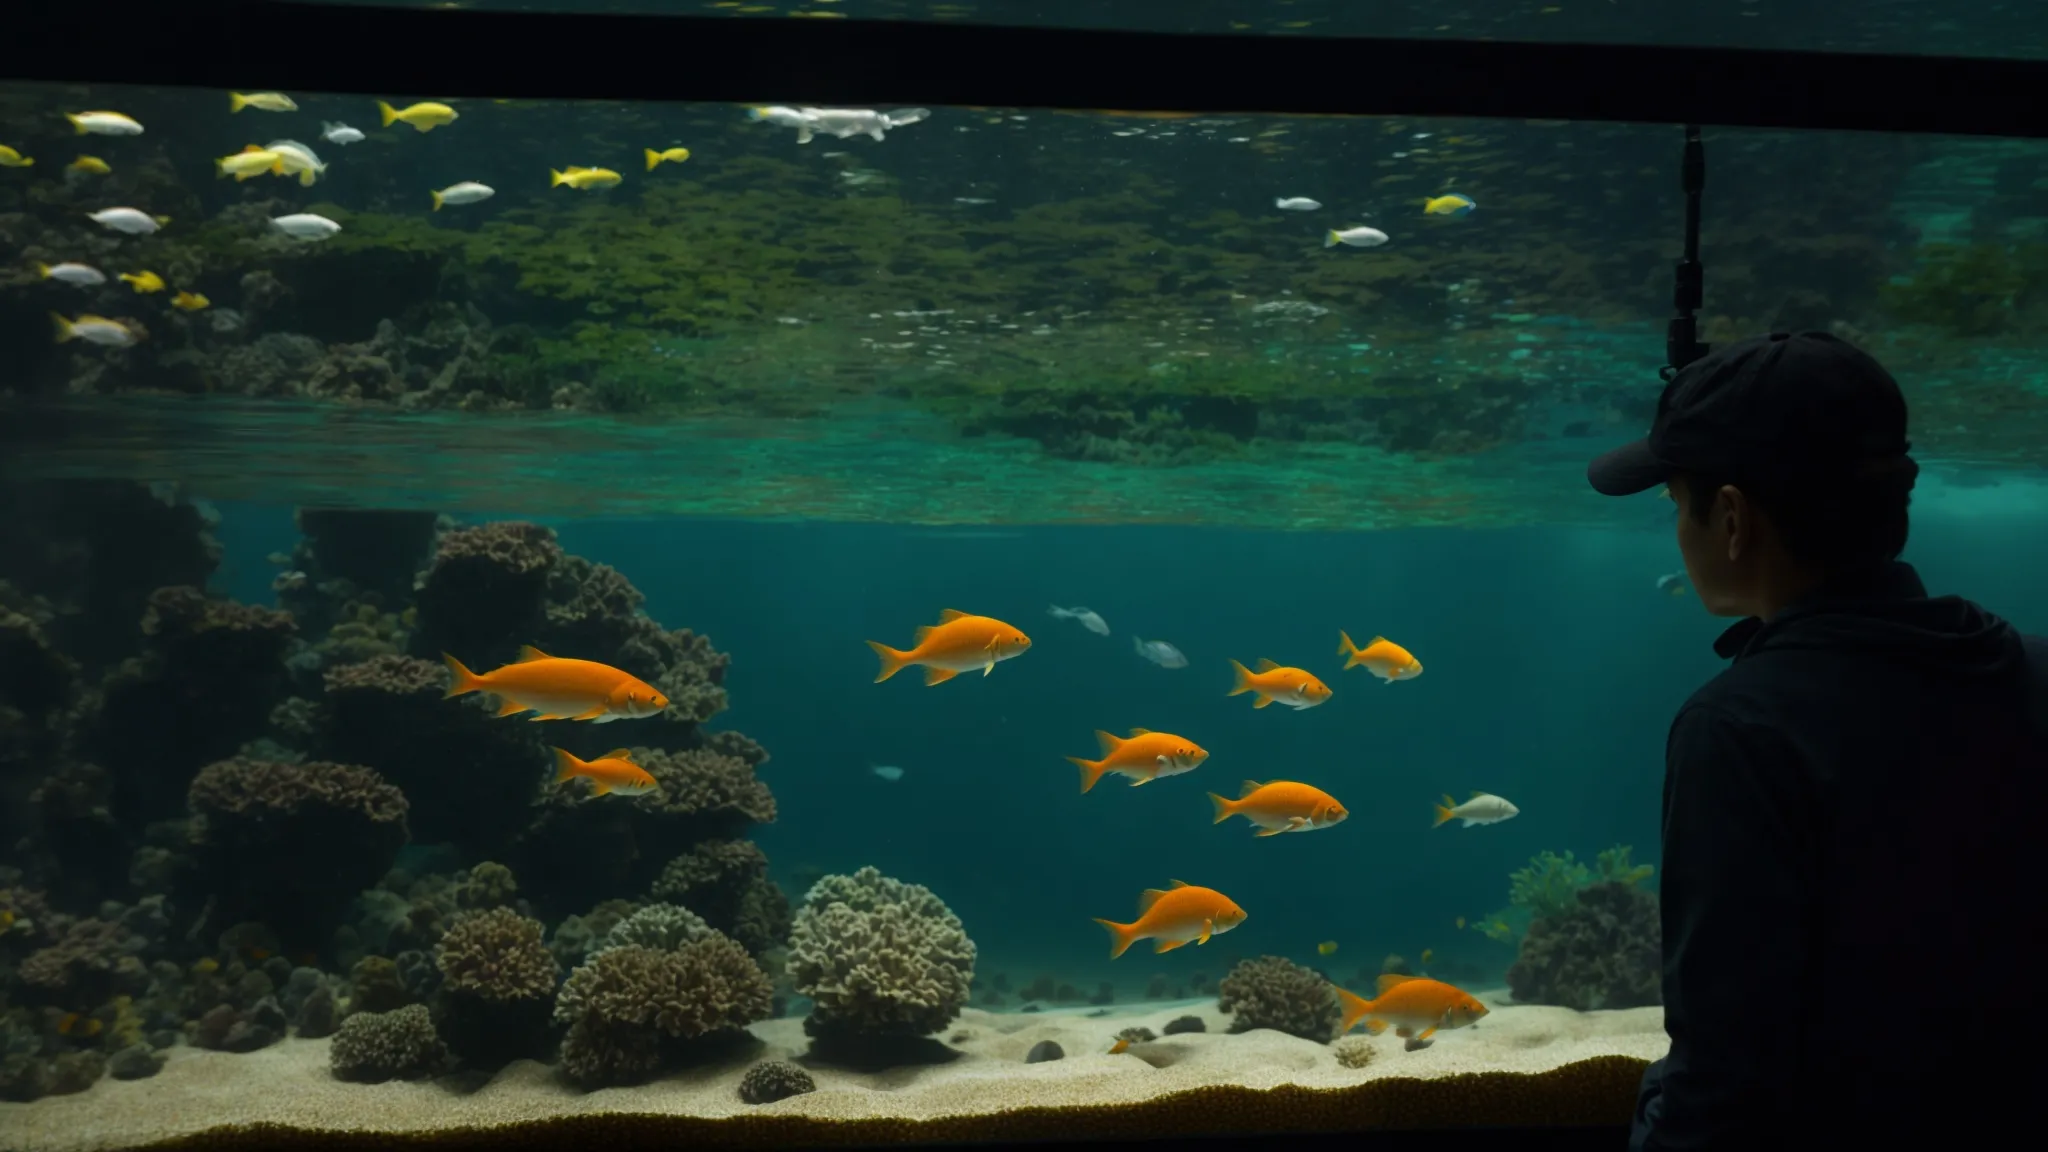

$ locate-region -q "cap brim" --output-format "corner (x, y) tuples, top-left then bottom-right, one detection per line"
(1586, 439), (1671, 496)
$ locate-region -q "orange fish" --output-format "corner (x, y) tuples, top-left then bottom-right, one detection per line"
(1227, 659), (1332, 710)
(1208, 779), (1349, 837)
(550, 746), (660, 797)
(867, 609), (1032, 685)
(1066, 728), (1209, 793)
(1093, 880), (1247, 959)
(443, 646), (670, 722)
(1108, 1037), (1132, 1054)
(1335, 974), (1489, 1042)
(1338, 631), (1423, 683)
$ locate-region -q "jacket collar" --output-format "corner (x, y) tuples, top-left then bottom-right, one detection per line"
(1711, 561), (1927, 660)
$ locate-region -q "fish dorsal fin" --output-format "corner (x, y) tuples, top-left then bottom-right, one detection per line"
(1376, 973), (1420, 994)
(1137, 888), (1169, 912)
(1371, 635), (1388, 645)
(913, 625), (936, 642)
(1240, 780), (1263, 797)
(1128, 727), (1152, 737)
(517, 644), (553, 662)
(1469, 790), (1486, 800)
(1094, 729), (1123, 754)
(241, 144), (263, 153)
(1442, 794), (1457, 807)
(1254, 658), (1280, 672)
(938, 609), (968, 623)
(1166, 879), (1192, 889)
(603, 748), (634, 761)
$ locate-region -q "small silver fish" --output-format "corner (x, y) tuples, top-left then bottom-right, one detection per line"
(1325, 226), (1389, 248)
(1048, 605), (1109, 636)
(1656, 572), (1689, 597)
(1432, 792), (1520, 828)
(321, 121), (366, 145)
(1274, 196), (1322, 211)
(1132, 637), (1188, 669)
(871, 765), (905, 782)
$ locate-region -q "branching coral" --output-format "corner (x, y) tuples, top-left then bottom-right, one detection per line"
(648, 839), (788, 956)
(1217, 956), (1341, 1043)
(185, 757), (408, 950)
(786, 866), (976, 1047)
(433, 908), (559, 1067)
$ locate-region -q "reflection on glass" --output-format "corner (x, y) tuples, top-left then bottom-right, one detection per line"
(0, 76), (2043, 1147)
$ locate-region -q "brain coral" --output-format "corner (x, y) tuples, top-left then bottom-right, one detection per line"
(787, 866), (976, 1045)
(1217, 956), (1341, 1042)
(329, 1004), (448, 1082)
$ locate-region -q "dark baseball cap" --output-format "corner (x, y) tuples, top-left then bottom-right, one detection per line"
(1586, 330), (1912, 497)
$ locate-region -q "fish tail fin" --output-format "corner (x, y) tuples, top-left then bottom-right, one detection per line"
(1432, 795), (1457, 828)
(1335, 986), (1375, 1035)
(550, 746), (583, 784)
(1068, 756), (1109, 795)
(1323, 229), (1340, 248)
(377, 100), (400, 128)
(229, 92), (248, 113)
(1338, 629), (1362, 667)
(644, 148), (661, 171)
(35, 263), (50, 278)
(1227, 659), (1255, 696)
(866, 640), (910, 683)
(49, 313), (75, 343)
(440, 652), (484, 698)
(1208, 792), (1236, 824)
(430, 189), (444, 211)
(299, 168), (315, 188)
(1093, 918), (1136, 960)
(549, 168), (568, 188)
(66, 113), (87, 134)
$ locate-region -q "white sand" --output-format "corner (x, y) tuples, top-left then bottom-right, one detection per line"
(0, 993), (1668, 1150)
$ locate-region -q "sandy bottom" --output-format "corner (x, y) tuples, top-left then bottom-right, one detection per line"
(0, 992), (1668, 1151)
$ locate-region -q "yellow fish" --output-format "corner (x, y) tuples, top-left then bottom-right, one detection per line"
(1337, 631), (1423, 683)
(377, 100), (459, 132)
(69, 155), (110, 174)
(549, 746), (660, 798)
(1317, 940), (1339, 956)
(1065, 728), (1208, 793)
(1421, 948), (1435, 965)
(550, 166), (623, 190)
(215, 147), (285, 180)
(119, 271), (165, 294)
(171, 291), (210, 311)
(230, 91), (298, 113)
(0, 145), (31, 167)
(644, 146), (691, 171)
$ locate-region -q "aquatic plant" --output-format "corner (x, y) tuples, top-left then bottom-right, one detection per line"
(1216, 956), (1342, 1043)
(787, 866), (976, 1050)
(1508, 845), (1651, 924)
(1878, 242), (2048, 336)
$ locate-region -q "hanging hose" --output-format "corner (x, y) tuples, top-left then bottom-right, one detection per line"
(1662, 124), (1709, 380)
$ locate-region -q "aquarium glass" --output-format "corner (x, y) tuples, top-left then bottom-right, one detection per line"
(1, 67), (2045, 1150)
(305, 0), (2048, 59)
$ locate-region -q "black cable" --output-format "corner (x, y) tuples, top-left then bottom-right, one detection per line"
(1663, 125), (1710, 381)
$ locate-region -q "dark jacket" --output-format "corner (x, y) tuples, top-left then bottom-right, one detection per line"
(1631, 561), (2047, 1149)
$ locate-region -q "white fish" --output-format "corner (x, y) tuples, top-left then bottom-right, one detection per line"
(321, 121), (366, 145)
(1432, 792), (1520, 829)
(38, 262), (106, 286)
(1047, 605), (1109, 636)
(431, 181), (495, 210)
(86, 207), (166, 234)
(954, 197), (995, 205)
(51, 313), (140, 347)
(1274, 196), (1322, 211)
(264, 139), (326, 187)
(66, 111), (143, 136)
(271, 213), (341, 240)
(871, 765), (905, 782)
(1325, 226), (1389, 249)
(1132, 637), (1188, 669)
(1656, 571), (1689, 597)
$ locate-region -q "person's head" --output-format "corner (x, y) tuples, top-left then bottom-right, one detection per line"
(1587, 332), (1919, 620)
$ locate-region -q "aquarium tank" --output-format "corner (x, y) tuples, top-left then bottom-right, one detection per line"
(0, 0), (2043, 1148)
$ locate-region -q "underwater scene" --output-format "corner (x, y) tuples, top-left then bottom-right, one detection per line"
(2, 65), (2048, 1150)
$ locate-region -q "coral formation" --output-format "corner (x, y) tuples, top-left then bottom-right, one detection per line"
(1507, 881), (1663, 1011)
(1508, 845), (1654, 922)
(432, 908), (559, 1067)
(1218, 956), (1342, 1043)
(328, 1004), (449, 1082)
(1025, 1040), (1064, 1063)
(552, 933), (772, 1089)
(736, 1059), (817, 1105)
(1333, 1036), (1379, 1069)
(184, 757), (408, 950)
(786, 867), (976, 1049)
(1163, 1014), (1207, 1035)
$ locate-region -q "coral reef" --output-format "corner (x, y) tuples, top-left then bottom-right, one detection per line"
(431, 908), (559, 1067)
(1507, 881), (1663, 1011)
(736, 1059), (816, 1105)
(1333, 1036), (1379, 1069)
(786, 867), (975, 1051)
(552, 933), (772, 1089)
(648, 839), (791, 957)
(329, 1004), (449, 1082)
(1025, 1040), (1064, 1063)
(1218, 956), (1341, 1043)
(1163, 1015), (1207, 1035)
(183, 757), (408, 951)
(1508, 845), (1654, 922)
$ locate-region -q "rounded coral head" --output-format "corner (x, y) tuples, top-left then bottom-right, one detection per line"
(610, 680), (670, 718)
